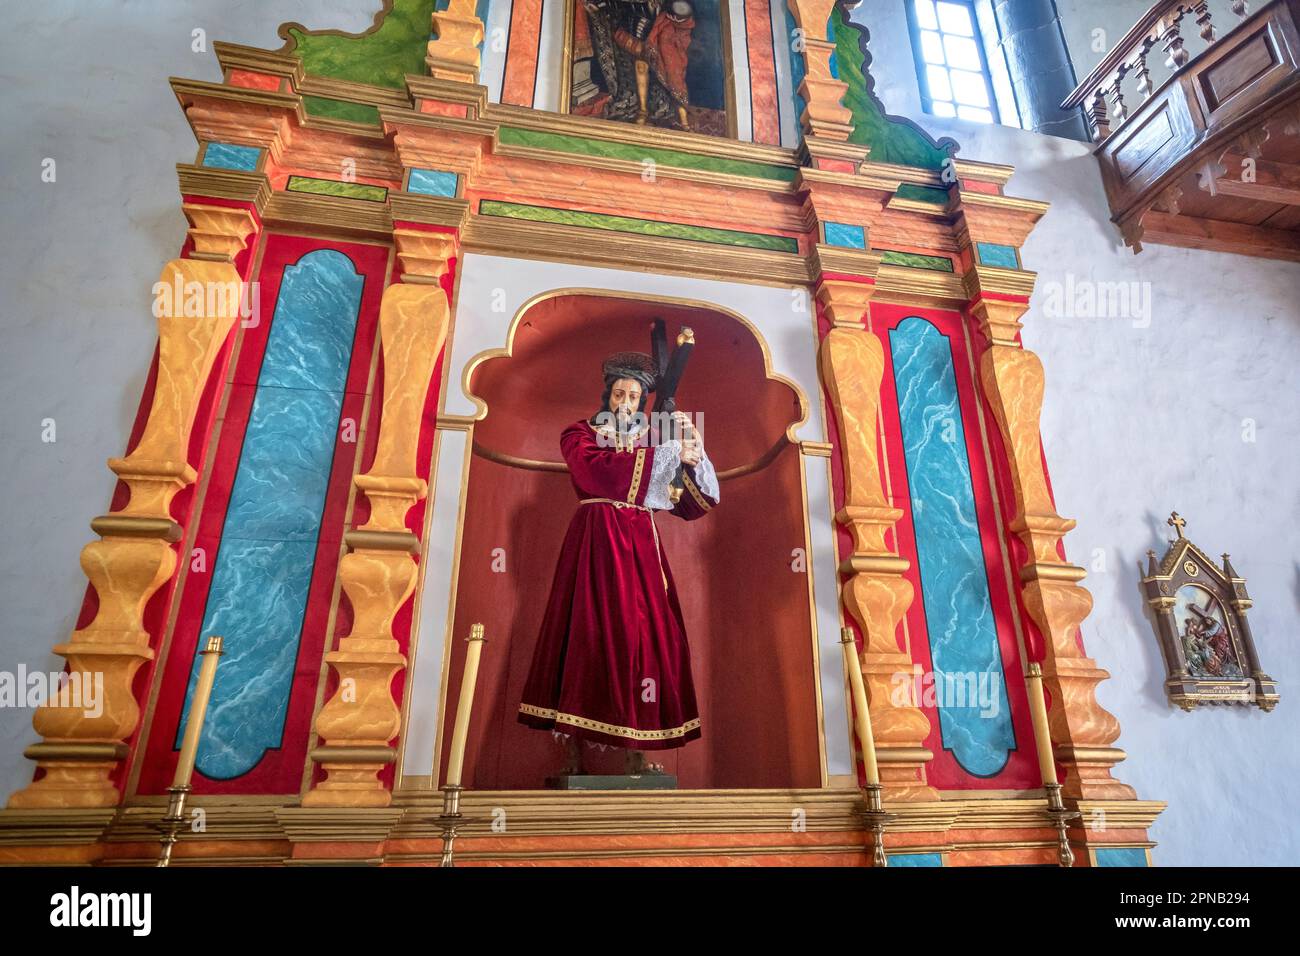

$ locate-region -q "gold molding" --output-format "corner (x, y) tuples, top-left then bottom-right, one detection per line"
(176, 164), (272, 212)
(262, 191), (394, 239)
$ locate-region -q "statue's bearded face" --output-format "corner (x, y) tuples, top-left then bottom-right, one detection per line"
(608, 378), (643, 421)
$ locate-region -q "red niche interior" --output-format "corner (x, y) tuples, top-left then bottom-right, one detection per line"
(440, 293), (822, 789)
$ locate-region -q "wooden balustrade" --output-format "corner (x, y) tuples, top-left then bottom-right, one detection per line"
(1064, 0), (1254, 140)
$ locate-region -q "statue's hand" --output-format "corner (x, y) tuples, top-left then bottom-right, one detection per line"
(680, 439), (701, 467)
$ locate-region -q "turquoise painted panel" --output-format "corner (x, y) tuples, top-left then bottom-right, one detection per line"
(202, 142), (261, 171)
(178, 250), (364, 780)
(408, 167), (459, 197)
(1095, 847), (1150, 867)
(222, 386), (346, 542)
(890, 317), (1014, 777)
(977, 242), (1020, 269)
(890, 852), (944, 867)
(825, 222), (866, 249)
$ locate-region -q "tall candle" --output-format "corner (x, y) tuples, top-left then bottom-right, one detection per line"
(1025, 662), (1058, 786)
(173, 636), (223, 789)
(445, 623), (486, 788)
(840, 627), (880, 786)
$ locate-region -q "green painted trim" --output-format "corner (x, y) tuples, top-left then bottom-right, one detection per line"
(498, 127), (797, 183)
(479, 200), (799, 253)
(284, 0), (436, 91)
(877, 249), (954, 273)
(286, 175), (389, 202)
(896, 183), (951, 205)
(302, 95), (382, 125)
(834, 6), (956, 171)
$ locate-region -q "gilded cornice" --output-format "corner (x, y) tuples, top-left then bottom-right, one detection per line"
(954, 158), (1016, 187)
(212, 41), (305, 86)
(403, 75), (489, 117)
(952, 191), (1050, 249)
(389, 192), (470, 230)
(298, 74), (409, 110)
(872, 263), (968, 308)
(964, 264), (1039, 301)
(176, 164), (272, 212)
(811, 244), (883, 281)
(263, 191), (394, 239)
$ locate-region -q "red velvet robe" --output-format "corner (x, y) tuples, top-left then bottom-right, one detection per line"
(518, 419), (717, 750)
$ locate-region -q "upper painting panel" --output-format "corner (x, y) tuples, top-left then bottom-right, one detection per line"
(566, 0), (733, 136)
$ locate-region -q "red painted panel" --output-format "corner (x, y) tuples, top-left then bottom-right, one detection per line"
(135, 235), (391, 796)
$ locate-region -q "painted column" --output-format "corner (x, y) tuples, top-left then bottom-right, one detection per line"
(304, 228), (456, 808)
(968, 291), (1135, 801)
(8, 205), (256, 808)
(427, 0), (486, 84)
(786, 0), (853, 140)
(817, 276), (938, 802)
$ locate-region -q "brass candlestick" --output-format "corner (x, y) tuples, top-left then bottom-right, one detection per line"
(1025, 662), (1080, 867)
(438, 623), (486, 868)
(158, 635), (224, 867)
(840, 627), (893, 867)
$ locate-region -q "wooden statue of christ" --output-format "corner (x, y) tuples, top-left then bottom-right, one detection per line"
(517, 350), (719, 776)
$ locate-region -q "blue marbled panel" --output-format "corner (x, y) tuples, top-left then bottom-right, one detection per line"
(258, 250), (365, 393)
(824, 222), (867, 249)
(202, 142), (261, 171)
(408, 167), (459, 197)
(889, 852), (944, 867)
(222, 385), (344, 542)
(976, 241), (1020, 270)
(1095, 847), (1150, 867)
(177, 539), (318, 779)
(890, 317), (1014, 777)
(177, 250), (364, 780)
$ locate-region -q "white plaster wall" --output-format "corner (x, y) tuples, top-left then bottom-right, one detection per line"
(0, 0), (383, 806)
(856, 1), (1300, 866)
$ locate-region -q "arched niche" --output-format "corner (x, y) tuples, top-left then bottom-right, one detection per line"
(437, 290), (823, 790)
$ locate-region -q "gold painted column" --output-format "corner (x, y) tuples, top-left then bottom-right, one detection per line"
(786, 0), (854, 140)
(8, 204), (255, 809)
(969, 292), (1134, 801)
(818, 279), (938, 802)
(427, 0), (485, 84)
(304, 229), (456, 808)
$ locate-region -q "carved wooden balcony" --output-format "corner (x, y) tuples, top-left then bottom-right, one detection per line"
(1063, 0), (1300, 261)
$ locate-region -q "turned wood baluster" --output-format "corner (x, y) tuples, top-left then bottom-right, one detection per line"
(1109, 65), (1130, 125)
(1089, 87), (1112, 141)
(1193, 1), (1216, 42)
(1134, 39), (1155, 99)
(1162, 12), (1190, 69)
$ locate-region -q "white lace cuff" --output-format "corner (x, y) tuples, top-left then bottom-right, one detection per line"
(643, 439), (682, 511)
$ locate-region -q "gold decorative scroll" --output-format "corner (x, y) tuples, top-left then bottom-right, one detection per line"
(971, 296), (1134, 801)
(819, 321), (936, 801)
(9, 253), (249, 809)
(306, 279), (452, 807)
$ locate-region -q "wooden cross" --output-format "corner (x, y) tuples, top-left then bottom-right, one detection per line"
(1168, 511), (1186, 538)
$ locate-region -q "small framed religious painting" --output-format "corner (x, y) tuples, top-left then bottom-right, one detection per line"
(562, 0), (737, 137)
(1140, 512), (1279, 712)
